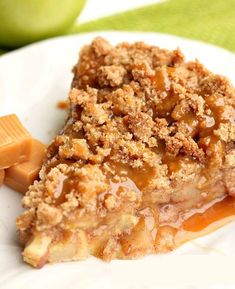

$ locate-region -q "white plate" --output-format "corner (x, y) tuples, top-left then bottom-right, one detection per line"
(0, 31), (235, 289)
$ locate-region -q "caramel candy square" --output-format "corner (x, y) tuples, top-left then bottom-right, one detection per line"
(0, 170), (5, 187)
(5, 139), (46, 193)
(0, 114), (32, 169)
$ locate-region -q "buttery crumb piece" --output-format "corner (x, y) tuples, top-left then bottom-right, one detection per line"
(17, 37), (235, 268)
(225, 150), (235, 167)
(214, 123), (235, 142)
(58, 137), (90, 160)
(92, 36), (112, 56)
(98, 65), (126, 87)
(36, 203), (62, 230)
(125, 112), (155, 143)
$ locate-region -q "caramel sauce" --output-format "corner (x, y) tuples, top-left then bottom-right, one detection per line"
(151, 69), (166, 92)
(162, 154), (196, 174)
(173, 196), (235, 248)
(132, 65), (179, 118)
(109, 162), (156, 191)
(55, 174), (81, 205)
(108, 162), (235, 244)
(57, 101), (68, 110)
(55, 177), (73, 205)
(180, 112), (199, 137)
(166, 67), (176, 75)
(183, 196), (235, 232)
(47, 149), (233, 249)
(105, 162), (235, 240)
(163, 155), (182, 173)
(155, 94), (180, 118)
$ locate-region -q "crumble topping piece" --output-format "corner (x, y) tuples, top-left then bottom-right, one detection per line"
(36, 203), (62, 230)
(98, 65), (126, 87)
(17, 37), (235, 267)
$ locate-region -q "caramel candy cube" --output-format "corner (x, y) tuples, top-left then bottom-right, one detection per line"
(0, 170), (5, 186)
(5, 139), (46, 193)
(0, 114), (32, 169)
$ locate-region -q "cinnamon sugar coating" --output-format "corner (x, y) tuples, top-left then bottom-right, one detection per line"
(17, 37), (235, 267)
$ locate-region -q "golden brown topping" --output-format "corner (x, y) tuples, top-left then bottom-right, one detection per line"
(57, 136), (90, 160)
(91, 36), (112, 56)
(124, 112), (155, 144)
(224, 149), (235, 168)
(16, 208), (35, 230)
(36, 203), (62, 230)
(98, 65), (126, 87)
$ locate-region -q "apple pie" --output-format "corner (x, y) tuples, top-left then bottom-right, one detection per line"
(17, 37), (235, 268)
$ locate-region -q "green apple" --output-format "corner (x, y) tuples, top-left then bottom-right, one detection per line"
(0, 0), (86, 48)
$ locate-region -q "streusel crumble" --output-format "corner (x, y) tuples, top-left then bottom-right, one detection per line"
(17, 37), (235, 267)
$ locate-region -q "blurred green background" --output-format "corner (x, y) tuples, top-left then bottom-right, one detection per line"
(0, 0), (86, 48)
(0, 0), (235, 54)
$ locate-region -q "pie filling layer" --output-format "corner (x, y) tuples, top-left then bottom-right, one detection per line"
(16, 37), (235, 268)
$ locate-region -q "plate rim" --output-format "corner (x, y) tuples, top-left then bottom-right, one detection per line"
(1, 30), (235, 61)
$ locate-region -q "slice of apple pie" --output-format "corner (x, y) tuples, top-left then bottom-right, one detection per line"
(17, 37), (235, 268)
